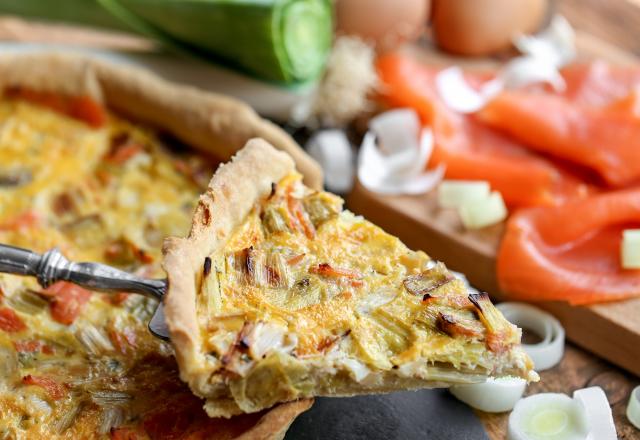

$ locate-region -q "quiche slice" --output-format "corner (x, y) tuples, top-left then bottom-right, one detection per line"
(163, 139), (537, 418)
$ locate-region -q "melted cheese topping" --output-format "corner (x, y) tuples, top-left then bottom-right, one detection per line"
(0, 96), (230, 438)
(198, 174), (529, 393)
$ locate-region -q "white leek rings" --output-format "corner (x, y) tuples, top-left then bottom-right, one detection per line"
(573, 387), (616, 440)
(627, 385), (640, 430)
(508, 393), (590, 440)
(507, 387), (616, 440)
(497, 302), (565, 371)
(450, 377), (526, 413)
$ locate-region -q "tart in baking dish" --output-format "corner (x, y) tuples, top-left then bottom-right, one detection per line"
(163, 140), (537, 418)
(0, 52), (316, 439)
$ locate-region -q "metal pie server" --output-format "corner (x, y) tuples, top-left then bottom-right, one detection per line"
(0, 243), (170, 340)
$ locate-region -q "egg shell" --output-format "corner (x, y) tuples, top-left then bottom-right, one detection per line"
(336, 0), (431, 51)
(432, 0), (548, 56)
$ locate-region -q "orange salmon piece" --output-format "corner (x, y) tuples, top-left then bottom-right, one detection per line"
(479, 91), (640, 187)
(376, 54), (589, 207)
(561, 62), (640, 108)
(498, 187), (640, 305)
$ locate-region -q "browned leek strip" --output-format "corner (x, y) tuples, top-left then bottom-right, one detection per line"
(403, 263), (453, 298)
(436, 313), (481, 338)
(469, 292), (519, 352)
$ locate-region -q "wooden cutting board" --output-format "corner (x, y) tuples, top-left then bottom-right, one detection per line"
(348, 31), (640, 378)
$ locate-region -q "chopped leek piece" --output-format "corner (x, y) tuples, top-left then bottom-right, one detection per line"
(450, 377), (526, 413)
(627, 385), (640, 429)
(573, 387), (616, 440)
(508, 393), (590, 440)
(621, 229), (640, 269)
(458, 191), (507, 230)
(437, 180), (491, 208)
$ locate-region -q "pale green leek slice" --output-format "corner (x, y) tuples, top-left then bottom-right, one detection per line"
(508, 393), (590, 440)
(437, 180), (491, 209)
(621, 229), (640, 269)
(458, 191), (507, 230)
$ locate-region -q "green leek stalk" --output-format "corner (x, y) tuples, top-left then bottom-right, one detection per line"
(0, 0), (125, 30)
(0, 0), (333, 85)
(100, 0), (334, 84)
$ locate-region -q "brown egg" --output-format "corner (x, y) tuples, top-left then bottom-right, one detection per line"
(432, 0), (548, 56)
(336, 0), (431, 51)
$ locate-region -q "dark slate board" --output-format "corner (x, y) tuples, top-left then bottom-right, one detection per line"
(285, 389), (488, 440)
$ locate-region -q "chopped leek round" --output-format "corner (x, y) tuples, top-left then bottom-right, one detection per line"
(496, 302), (565, 371)
(573, 387), (616, 440)
(437, 180), (491, 209)
(627, 385), (640, 430)
(621, 229), (640, 269)
(508, 393), (590, 440)
(450, 377), (526, 413)
(458, 191), (507, 230)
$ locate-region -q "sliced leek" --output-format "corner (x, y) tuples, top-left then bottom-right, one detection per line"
(450, 377), (526, 413)
(496, 302), (565, 371)
(627, 386), (640, 429)
(573, 387), (616, 440)
(437, 180), (491, 209)
(508, 393), (590, 440)
(458, 191), (507, 230)
(621, 229), (640, 269)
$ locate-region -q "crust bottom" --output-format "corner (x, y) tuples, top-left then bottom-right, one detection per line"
(236, 399), (313, 440)
(204, 379), (459, 419)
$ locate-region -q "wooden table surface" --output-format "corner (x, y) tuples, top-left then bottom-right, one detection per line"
(0, 3), (639, 438)
(559, 0), (640, 56)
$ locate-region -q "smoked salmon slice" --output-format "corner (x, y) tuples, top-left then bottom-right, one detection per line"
(479, 91), (640, 187)
(497, 187), (640, 305)
(561, 62), (640, 108)
(376, 54), (589, 207)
